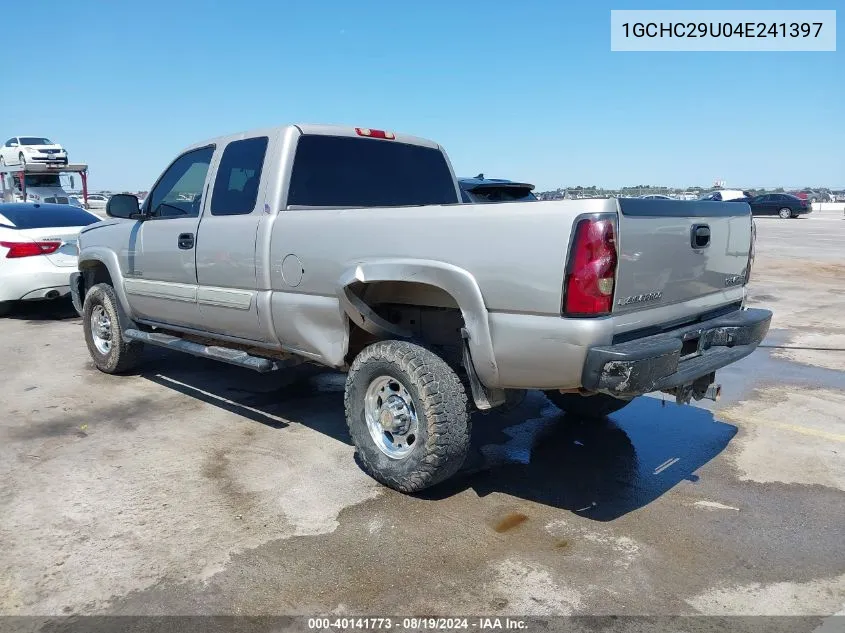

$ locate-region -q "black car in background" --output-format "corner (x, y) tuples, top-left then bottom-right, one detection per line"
(458, 174), (537, 203)
(731, 193), (811, 219)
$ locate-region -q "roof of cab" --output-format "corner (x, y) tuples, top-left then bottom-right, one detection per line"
(182, 124), (442, 153)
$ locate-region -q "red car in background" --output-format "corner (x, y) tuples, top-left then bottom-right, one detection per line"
(789, 190), (829, 203)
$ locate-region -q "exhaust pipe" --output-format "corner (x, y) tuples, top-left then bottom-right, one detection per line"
(704, 384), (722, 402)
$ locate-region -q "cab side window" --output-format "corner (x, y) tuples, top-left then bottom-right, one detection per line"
(148, 146), (215, 219)
(211, 137), (268, 216)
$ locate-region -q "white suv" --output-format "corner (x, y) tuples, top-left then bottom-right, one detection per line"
(0, 137), (68, 166)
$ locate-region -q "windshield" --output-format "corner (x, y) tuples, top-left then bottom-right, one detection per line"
(23, 174), (61, 188)
(19, 137), (53, 146)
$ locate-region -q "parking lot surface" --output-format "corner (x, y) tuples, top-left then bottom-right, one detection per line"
(1, 209), (843, 623)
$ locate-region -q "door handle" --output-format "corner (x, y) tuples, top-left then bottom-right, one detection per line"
(690, 224), (710, 249)
(178, 233), (194, 250)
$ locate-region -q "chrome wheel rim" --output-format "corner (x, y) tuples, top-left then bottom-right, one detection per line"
(90, 305), (112, 355)
(779, 209), (790, 218)
(364, 375), (419, 460)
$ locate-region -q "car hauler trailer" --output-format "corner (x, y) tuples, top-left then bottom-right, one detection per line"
(0, 163), (89, 207)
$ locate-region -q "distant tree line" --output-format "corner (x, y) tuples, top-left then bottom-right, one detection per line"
(535, 184), (838, 201)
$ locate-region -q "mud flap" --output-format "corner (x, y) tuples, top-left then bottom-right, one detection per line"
(461, 329), (506, 410)
(69, 272), (84, 316)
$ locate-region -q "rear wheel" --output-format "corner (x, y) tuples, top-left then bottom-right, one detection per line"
(345, 340), (470, 492)
(778, 208), (793, 219)
(544, 391), (633, 419)
(82, 283), (144, 373)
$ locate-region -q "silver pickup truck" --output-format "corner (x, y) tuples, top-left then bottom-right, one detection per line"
(71, 124), (771, 492)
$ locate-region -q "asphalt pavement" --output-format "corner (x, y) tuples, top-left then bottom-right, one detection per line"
(0, 208), (842, 627)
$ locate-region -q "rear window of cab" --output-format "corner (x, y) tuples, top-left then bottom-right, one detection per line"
(287, 135), (458, 208)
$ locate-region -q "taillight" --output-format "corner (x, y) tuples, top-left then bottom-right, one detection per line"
(355, 128), (395, 140)
(0, 240), (62, 258)
(563, 217), (618, 316)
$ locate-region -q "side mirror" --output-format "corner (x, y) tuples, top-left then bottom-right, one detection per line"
(106, 193), (143, 219)
(9, 142), (18, 148)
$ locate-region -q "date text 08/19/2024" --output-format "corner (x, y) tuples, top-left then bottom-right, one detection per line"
(307, 617), (528, 630)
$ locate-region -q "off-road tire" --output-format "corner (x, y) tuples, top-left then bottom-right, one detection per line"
(544, 391), (633, 419)
(82, 283), (144, 374)
(345, 340), (470, 493)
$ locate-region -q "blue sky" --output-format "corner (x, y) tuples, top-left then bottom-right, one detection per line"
(5, 0), (843, 191)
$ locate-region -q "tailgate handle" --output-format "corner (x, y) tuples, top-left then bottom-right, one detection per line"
(691, 224), (710, 249)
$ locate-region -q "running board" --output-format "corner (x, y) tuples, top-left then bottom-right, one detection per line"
(124, 329), (278, 373)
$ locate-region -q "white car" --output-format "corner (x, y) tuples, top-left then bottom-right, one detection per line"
(699, 189), (751, 202)
(0, 136), (68, 166)
(84, 193), (110, 210)
(0, 202), (100, 316)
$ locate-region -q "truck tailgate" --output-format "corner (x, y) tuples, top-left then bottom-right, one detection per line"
(613, 199), (752, 314)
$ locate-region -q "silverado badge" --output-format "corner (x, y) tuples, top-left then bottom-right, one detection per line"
(617, 291), (663, 307)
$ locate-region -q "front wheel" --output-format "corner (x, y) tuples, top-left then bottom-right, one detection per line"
(345, 340), (470, 492)
(0, 301), (13, 317)
(778, 208), (793, 219)
(544, 391), (633, 419)
(82, 283), (144, 373)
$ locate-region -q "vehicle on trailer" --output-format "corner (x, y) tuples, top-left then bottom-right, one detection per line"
(728, 193), (810, 219)
(0, 203), (100, 316)
(71, 123), (771, 492)
(1, 163), (91, 209)
(0, 137), (68, 166)
(458, 174), (537, 203)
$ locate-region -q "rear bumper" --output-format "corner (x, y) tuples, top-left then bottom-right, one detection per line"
(581, 308), (772, 396)
(0, 267), (77, 302)
(19, 286), (70, 300)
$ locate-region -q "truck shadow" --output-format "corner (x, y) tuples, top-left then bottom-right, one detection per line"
(428, 393), (738, 521)
(140, 352), (737, 521)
